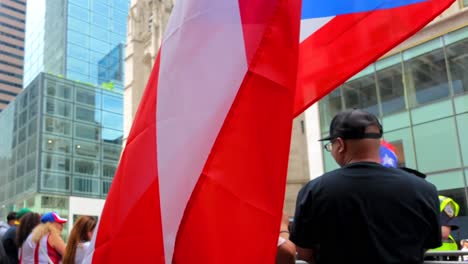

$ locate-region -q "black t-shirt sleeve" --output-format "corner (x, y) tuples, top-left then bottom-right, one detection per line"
(290, 180), (321, 249)
(424, 184), (442, 249)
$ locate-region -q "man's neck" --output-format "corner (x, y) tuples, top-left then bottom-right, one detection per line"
(345, 157), (380, 165)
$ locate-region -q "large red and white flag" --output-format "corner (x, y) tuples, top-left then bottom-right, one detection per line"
(84, 0), (301, 263)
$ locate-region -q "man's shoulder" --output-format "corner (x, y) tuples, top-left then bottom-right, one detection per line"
(300, 168), (345, 192)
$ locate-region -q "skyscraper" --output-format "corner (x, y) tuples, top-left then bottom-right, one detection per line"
(0, 0), (26, 111)
(0, 0), (129, 226)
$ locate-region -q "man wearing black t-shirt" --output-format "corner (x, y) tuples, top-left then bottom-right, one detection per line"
(290, 109), (441, 264)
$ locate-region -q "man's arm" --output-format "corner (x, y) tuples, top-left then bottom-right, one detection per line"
(425, 184), (442, 249)
(296, 246), (316, 264)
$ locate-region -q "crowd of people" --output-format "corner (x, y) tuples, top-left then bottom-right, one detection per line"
(0, 209), (96, 264)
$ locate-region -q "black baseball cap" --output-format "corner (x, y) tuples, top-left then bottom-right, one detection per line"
(319, 109), (383, 141)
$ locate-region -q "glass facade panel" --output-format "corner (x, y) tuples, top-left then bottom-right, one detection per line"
(43, 135), (71, 154)
(42, 153), (71, 173)
(376, 56), (406, 115)
(101, 111), (122, 130)
(76, 87), (101, 108)
(102, 180), (112, 195)
(102, 144), (121, 161)
(75, 123), (100, 141)
(41, 173), (70, 192)
(457, 113), (468, 166)
(342, 74), (379, 116)
(319, 89), (342, 133)
(102, 94), (122, 113)
(102, 128), (122, 145)
(454, 94), (468, 114)
(74, 158), (100, 177)
(44, 116), (72, 137)
(102, 163), (116, 178)
(75, 106), (101, 124)
(410, 99), (453, 125)
(74, 140), (100, 159)
(426, 170), (465, 191)
(45, 98), (72, 119)
(73, 177), (99, 195)
(446, 36), (468, 95)
(404, 42), (450, 107)
(382, 112), (410, 132)
(413, 117), (461, 172)
(45, 79), (72, 101)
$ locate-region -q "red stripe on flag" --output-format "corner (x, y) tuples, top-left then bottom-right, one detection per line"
(172, 0), (301, 263)
(91, 55), (165, 263)
(294, 0), (455, 116)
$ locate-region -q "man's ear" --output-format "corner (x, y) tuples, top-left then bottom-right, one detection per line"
(337, 138), (345, 153)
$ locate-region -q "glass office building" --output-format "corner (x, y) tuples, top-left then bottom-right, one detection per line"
(319, 25), (468, 238)
(0, 0), (129, 219)
(0, 73), (122, 217)
(24, 0), (128, 90)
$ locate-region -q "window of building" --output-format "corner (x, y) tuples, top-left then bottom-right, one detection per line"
(73, 177), (99, 195)
(75, 106), (101, 124)
(74, 158), (99, 177)
(102, 94), (122, 113)
(26, 154), (35, 172)
(19, 110), (27, 127)
(27, 136), (36, 154)
(102, 128), (122, 145)
(44, 116), (72, 136)
(29, 100), (38, 119)
(46, 80), (72, 100)
(41, 173), (70, 192)
(45, 98), (72, 118)
(41, 195), (68, 209)
(18, 127), (26, 144)
(446, 36), (468, 95)
(101, 111), (122, 130)
(43, 136), (71, 154)
(404, 38), (450, 107)
(43, 154), (71, 173)
(102, 163), (116, 178)
(342, 72), (379, 116)
(376, 55), (406, 115)
(456, 113), (468, 166)
(17, 142), (26, 160)
(74, 140), (100, 158)
(16, 160), (25, 178)
(75, 123), (99, 141)
(102, 144), (121, 161)
(102, 180), (112, 195)
(76, 87), (101, 108)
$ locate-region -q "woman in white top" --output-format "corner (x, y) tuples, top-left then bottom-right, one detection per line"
(62, 216), (96, 264)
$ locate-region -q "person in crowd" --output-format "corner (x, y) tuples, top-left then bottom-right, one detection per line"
(379, 141), (461, 258)
(428, 195), (460, 261)
(276, 213), (295, 264)
(460, 239), (468, 261)
(62, 216), (97, 264)
(20, 212), (67, 264)
(16, 212), (41, 262)
(290, 109), (441, 264)
(0, 212), (17, 239)
(2, 208), (32, 264)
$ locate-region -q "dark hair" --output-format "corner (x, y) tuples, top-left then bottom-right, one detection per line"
(7, 212), (17, 222)
(63, 216), (97, 264)
(16, 212), (41, 247)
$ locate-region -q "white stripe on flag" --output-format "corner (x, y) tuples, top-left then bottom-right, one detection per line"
(300, 16), (335, 42)
(156, 0), (248, 262)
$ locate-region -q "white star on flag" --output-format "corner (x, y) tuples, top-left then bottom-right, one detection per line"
(382, 154), (396, 167)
